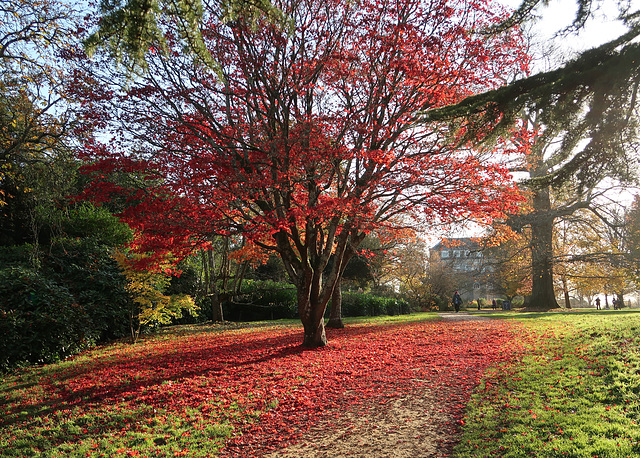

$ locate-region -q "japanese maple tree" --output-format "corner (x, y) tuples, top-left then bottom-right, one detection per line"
(79, 0), (529, 346)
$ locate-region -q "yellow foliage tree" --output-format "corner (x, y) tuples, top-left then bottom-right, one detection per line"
(485, 224), (532, 301)
(114, 250), (199, 342)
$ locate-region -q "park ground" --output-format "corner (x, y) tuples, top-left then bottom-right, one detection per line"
(2, 310), (640, 457)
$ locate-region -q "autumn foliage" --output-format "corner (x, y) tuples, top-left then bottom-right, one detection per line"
(78, 0), (530, 345)
(113, 250), (199, 342)
(1, 317), (524, 456)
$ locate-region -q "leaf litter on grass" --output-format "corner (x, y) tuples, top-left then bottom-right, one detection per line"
(1, 315), (525, 457)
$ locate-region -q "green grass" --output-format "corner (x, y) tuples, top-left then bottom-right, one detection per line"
(0, 389), (241, 458)
(0, 404), (234, 457)
(5, 310), (640, 457)
(456, 310), (640, 457)
(0, 326), (268, 457)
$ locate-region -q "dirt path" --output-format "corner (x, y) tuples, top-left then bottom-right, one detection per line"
(263, 313), (493, 458)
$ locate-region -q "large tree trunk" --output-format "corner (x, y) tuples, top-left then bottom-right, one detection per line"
(528, 188), (560, 310)
(211, 294), (225, 322)
(302, 315), (327, 347)
(326, 278), (344, 329)
(298, 275), (328, 347)
(298, 262), (335, 348)
(276, 226), (364, 347)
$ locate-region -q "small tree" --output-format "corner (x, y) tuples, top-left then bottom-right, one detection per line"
(484, 226), (531, 302)
(114, 251), (198, 342)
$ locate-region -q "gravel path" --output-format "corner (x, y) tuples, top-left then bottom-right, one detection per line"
(263, 314), (498, 458)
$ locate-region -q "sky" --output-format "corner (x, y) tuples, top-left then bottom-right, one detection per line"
(501, 0), (636, 56)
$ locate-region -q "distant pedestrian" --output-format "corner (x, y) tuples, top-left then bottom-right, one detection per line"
(595, 297), (601, 310)
(452, 291), (462, 313)
(492, 299), (497, 310)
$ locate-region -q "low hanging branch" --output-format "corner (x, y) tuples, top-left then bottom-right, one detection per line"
(419, 29), (640, 125)
(419, 30), (640, 191)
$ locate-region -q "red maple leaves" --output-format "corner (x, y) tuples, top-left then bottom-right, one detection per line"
(76, 0), (531, 346)
(3, 318), (525, 455)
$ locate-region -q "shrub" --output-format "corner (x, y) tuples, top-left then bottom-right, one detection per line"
(0, 240), (133, 372)
(46, 240), (131, 341)
(225, 280), (298, 321)
(54, 203), (133, 247)
(339, 292), (411, 317)
(0, 267), (95, 371)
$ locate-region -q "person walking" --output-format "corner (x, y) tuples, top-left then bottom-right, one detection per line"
(595, 297), (601, 310)
(452, 291), (462, 313)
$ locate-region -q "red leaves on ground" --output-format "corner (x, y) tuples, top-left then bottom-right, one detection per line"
(3, 318), (524, 456)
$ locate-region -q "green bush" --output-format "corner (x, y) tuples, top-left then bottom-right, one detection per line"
(0, 267), (95, 371)
(0, 240), (132, 372)
(225, 280), (298, 321)
(339, 292), (411, 317)
(227, 282), (412, 321)
(55, 203), (133, 247)
(0, 244), (36, 267)
(45, 239), (131, 341)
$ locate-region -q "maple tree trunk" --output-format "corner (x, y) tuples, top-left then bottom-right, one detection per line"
(298, 272), (328, 347)
(528, 188), (559, 310)
(326, 279), (344, 329)
(300, 298), (328, 347)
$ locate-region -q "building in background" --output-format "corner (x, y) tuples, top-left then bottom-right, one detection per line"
(429, 237), (500, 303)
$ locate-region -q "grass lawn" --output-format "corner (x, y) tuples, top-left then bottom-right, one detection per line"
(456, 310), (640, 457)
(2, 311), (640, 457)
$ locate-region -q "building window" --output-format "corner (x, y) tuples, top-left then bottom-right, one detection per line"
(441, 250), (449, 258)
(453, 250), (461, 257)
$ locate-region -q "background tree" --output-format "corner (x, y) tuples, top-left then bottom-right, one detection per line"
(0, 0), (93, 252)
(392, 238), (434, 310)
(201, 235), (269, 322)
(552, 207), (614, 307)
(114, 250), (198, 342)
(515, 100), (638, 309)
(84, 0), (287, 75)
(326, 229), (411, 328)
(484, 225), (532, 302)
(423, 0), (640, 309)
(624, 194), (640, 300)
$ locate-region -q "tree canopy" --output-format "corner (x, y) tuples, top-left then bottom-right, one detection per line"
(422, 0), (640, 192)
(0, 0), (81, 180)
(78, 0), (530, 345)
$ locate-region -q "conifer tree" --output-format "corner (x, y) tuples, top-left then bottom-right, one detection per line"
(423, 0), (640, 309)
